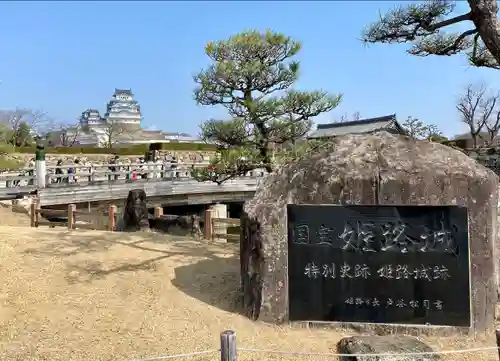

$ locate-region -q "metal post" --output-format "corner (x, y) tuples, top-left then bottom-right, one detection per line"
(220, 330), (236, 361)
(35, 143), (46, 189)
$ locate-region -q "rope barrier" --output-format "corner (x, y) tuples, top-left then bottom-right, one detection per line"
(237, 346), (500, 358)
(117, 345), (500, 361)
(119, 349), (220, 361)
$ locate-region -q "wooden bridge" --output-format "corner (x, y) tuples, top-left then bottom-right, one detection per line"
(0, 163), (263, 207)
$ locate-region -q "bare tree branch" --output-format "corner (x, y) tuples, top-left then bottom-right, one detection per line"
(101, 122), (128, 148)
(479, 91), (500, 144)
(456, 83), (490, 148)
(57, 122), (82, 147)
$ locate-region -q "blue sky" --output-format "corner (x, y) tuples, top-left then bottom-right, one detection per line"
(0, 1), (498, 138)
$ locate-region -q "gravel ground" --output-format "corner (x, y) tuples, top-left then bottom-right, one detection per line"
(0, 203), (30, 226)
(0, 224), (497, 361)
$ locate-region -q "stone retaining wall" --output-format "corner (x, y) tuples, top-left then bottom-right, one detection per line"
(462, 147), (500, 175)
(7, 150), (216, 167)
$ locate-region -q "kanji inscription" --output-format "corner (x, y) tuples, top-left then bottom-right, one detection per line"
(287, 205), (470, 327)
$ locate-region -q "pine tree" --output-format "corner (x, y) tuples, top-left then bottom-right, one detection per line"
(192, 30), (342, 184)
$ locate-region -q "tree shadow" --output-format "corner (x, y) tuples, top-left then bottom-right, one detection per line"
(171, 255), (243, 314)
(0, 200), (29, 216)
(64, 254), (172, 284)
(22, 229), (230, 284)
(22, 229), (200, 257)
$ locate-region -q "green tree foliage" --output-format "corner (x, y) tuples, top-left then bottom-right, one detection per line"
(402, 116), (429, 139)
(192, 30), (343, 184)
(0, 108), (50, 148)
(402, 116), (446, 141)
(424, 124), (448, 142)
(0, 124), (11, 144)
(361, 0), (500, 69)
(11, 122), (33, 147)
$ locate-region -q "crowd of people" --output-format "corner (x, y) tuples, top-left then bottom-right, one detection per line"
(50, 154), (186, 184)
(1, 153), (197, 188)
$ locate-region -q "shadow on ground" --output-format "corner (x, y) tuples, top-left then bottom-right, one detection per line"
(21, 229), (235, 285)
(171, 255), (242, 314)
(22, 229), (204, 256)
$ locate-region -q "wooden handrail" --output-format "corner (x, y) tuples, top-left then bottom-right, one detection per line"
(0, 164), (265, 184)
(212, 217), (240, 226)
(30, 201), (117, 231)
(203, 209), (241, 241)
(30, 202), (240, 240)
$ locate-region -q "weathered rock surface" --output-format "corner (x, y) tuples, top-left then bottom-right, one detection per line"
(240, 131), (498, 333)
(337, 335), (439, 361)
(122, 189), (150, 231)
(149, 214), (201, 237)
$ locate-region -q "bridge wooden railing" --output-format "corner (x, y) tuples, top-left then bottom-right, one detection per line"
(29, 202), (243, 241)
(203, 209), (240, 242)
(30, 201), (117, 231)
(0, 162), (266, 189)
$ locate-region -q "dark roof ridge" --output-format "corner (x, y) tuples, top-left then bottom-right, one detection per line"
(317, 114), (396, 130)
(114, 88), (133, 95)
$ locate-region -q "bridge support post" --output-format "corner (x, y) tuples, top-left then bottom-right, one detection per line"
(35, 143), (46, 189)
(204, 209), (215, 240)
(210, 203), (228, 241)
(154, 206), (163, 217)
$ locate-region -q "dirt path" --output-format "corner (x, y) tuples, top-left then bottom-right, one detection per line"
(0, 204), (30, 227)
(0, 226), (496, 361)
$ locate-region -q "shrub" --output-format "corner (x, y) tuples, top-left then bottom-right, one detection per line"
(0, 157), (24, 170)
(0, 143), (15, 155)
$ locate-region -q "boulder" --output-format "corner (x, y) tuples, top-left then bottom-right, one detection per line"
(337, 335), (440, 361)
(122, 189), (150, 231)
(240, 131), (498, 333)
(149, 214), (202, 237)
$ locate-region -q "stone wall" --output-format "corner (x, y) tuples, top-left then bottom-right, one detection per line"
(7, 150), (216, 167)
(461, 147), (500, 176)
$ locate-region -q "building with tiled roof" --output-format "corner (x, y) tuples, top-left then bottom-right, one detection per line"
(308, 114), (406, 139)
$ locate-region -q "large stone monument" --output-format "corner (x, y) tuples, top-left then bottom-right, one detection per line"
(240, 131), (498, 334)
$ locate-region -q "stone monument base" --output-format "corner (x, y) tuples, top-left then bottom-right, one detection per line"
(293, 321), (471, 337)
(337, 334), (440, 361)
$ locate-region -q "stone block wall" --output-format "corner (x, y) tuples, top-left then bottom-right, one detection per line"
(7, 150), (216, 168)
(462, 147), (500, 176)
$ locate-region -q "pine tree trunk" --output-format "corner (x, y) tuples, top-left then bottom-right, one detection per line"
(469, 0), (500, 65)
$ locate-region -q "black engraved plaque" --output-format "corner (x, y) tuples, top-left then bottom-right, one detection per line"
(287, 204), (470, 327)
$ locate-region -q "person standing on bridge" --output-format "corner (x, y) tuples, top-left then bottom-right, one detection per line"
(27, 158), (35, 186)
(67, 161), (76, 183)
(108, 156), (120, 181)
(73, 159), (80, 183)
(171, 156), (178, 178)
(114, 156), (120, 181)
(55, 159), (64, 184)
